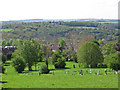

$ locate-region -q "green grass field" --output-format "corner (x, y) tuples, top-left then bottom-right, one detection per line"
(99, 22), (118, 24)
(70, 26), (98, 29)
(1, 29), (13, 32)
(1, 61), (118, 88)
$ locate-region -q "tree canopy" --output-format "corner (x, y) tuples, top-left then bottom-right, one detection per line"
(77, 42), (104, 68)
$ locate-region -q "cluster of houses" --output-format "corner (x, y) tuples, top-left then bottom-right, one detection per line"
(115, 43), (120, 52)
(0, 46), (17, 55)
(0, 42), (119, 59)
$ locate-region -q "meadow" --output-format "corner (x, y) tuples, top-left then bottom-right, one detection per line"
(2, 61), (118, 88)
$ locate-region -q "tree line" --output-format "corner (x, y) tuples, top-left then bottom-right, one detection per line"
(1, 39), (120, 74)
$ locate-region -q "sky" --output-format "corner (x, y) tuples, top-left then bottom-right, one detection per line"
(0, 0), (119, 21)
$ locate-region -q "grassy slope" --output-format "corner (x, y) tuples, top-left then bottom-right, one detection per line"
(2, 61), (118, 88)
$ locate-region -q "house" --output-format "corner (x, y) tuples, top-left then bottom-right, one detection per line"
(115, 43), (120, 52)
(1, 46), (17, 55)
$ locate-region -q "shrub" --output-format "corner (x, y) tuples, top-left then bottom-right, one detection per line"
(71, 53), (77, 63)
(12, 56), (26, 73)
(40, 64), (49, 74)
(55, 58), (66, 68)
(110, 62), (120, 71)
(97, 63), (107, 68)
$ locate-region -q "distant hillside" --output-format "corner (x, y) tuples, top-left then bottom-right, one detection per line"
(2, 21), (118, 44)
(2, 19), (118, 24)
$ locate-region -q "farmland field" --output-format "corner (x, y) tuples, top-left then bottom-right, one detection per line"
(70, 26), (99, 29)
(1, 29), (13, 32)
(2, 61), (118, 88)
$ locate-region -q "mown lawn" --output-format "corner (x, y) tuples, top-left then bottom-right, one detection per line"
(1, 61), (118, 88)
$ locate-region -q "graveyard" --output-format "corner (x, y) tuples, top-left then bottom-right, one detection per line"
(1, 20), (120, 89)
(2, 61), (118, 88)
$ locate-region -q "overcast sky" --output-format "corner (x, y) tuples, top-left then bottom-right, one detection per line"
(0, 0), (119, 21)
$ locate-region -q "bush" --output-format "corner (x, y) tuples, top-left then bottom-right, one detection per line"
(110, 62), (120, 71)
(40, 64), (49, 74)
(12, 56), (26, 73)
(71, 53), (77, 63)
(55, 58), (66, 68)
(97, 63), (107, 68)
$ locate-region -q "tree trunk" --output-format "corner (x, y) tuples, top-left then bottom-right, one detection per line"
(35, 63), (36, 71)
(45, 59), (48, 69)
(28, 65), (32, 71)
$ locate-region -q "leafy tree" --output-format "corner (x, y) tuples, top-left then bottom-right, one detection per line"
(12, 56), (26, 73)
(77, 42), (104, 68)
(52, 50), (62, 64)
(104, 52), (120, 71)
(59, 39), (66, 49)
(21, 40), (39, 71)
(39, 64), (49, 74)
(31, 40), (40, 70)
(52, 50), (66, 68)
(55, 57), (66, 68)
(62, 49), (77, 62)
(102, 43), (116, 57)
(91, 40), (99, 46)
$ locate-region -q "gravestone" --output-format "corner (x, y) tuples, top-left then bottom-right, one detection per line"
(90, 69), (92, 74)
(66, 71), (68, 74)
(38, 72), (40, 76)
(73, 65), (75, 68)
(105, 69), (107, 75)
(98, 70), (100, 75)
(118, 70), (120, 74)
(79, 70), (83, 75)
(52, 71), (54, 75)
(113, 70), (115, 75)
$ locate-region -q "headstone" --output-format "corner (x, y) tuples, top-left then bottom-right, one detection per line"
(105, 69), (107, 75)
(73, 65), (75, 68)
(98, 70), (100, 75)
(79, 70), (83, 75)
(38, 72), (40, 76)
(90, 69), (92, 74)
(66, 71), (68, 74)
(118, 70), (120, 74)
(52, 71), (54, 75)
(113, 70), (115, 75)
